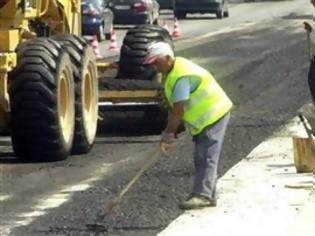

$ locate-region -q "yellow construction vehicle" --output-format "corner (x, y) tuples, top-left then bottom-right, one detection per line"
(0, 0), (172, 162)
(0, 0), (99, 161)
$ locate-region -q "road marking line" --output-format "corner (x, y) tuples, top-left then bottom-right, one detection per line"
(0, 158), (128, 235)
(0, 194), (11, 202)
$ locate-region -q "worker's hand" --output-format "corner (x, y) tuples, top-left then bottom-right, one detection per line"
(304, 21), (313, 33)
(160, 132), (175, 155)
(160, 142), (172, 155)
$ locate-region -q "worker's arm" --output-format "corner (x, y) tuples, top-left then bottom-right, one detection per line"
(164, 77), (191, 135)
(160, 77), (192, 154)
(164, 101), (186, 134)
(160, 101), (185, 154)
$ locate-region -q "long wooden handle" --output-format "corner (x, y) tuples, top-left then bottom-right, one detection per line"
(102, 149), (163, 219)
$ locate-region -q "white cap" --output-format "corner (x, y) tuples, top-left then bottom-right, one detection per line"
(143, 42), (174, 64)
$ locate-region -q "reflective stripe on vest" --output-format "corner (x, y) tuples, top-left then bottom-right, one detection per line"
(165, 57), (232, 135)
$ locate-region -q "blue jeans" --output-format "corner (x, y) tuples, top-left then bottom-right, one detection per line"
(192, 112), (230, 199)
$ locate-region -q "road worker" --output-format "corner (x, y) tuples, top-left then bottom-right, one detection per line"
(143, 42), (233, 210)
(304, 0), (315, 102)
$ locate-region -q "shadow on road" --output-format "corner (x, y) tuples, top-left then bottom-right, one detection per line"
(85, 223), (163, 233)
(94, 138), (159, 145)
(112, 225), (163, 231)
(267, 163), (295, 168)
(282, 14), (312, 20)
(0, 152), (18, 164)
(97, 122), (164, 137)
(0, 137), (18, 163)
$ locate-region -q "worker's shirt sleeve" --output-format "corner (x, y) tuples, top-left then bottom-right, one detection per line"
(172, 76), (201, 103)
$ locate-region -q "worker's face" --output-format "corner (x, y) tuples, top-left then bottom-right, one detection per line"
(150, 56), (174, 74)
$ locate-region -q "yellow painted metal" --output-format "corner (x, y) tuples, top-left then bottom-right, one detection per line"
(0, 52), (16, 123)
(0, 71), (9, 109)
(0, 1), (81, 35)
(0, 29), (20, 52)
(0, 71), (10, 129)
(99, 90), (160, 101)
(0, 0), (82, 131)
(97, 62), (118, 69)
(40, 0), (81, 35)
(0, 0), (17, 18)
(0, 52), (17, 72)
(83, 60), (98, 143)
(58, 64), (73, 144)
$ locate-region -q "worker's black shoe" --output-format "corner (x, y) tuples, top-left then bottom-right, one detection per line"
(179, 195), (216, 210)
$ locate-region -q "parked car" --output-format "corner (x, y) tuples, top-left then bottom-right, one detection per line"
(156, 0), (174, 10)
(81, 0), (114, 41)
(174, 0), (229, 19)
(108, 0), (160, 25)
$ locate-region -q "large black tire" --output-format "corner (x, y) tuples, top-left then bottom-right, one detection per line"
(9, 38), (75, 161)
(51, 34), (98, 155)
(117, 24), (173, 80)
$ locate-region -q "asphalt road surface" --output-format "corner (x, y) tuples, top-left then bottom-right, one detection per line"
(0, 0), (313, 235)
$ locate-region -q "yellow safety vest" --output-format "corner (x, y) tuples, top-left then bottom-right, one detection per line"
(164, 57), (233, 135)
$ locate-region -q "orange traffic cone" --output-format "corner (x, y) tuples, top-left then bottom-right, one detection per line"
(91, 35), (102, 58)
(172, 17), (181, 38)
(162, 20), (170, 33)
(108, 29), (119, 52)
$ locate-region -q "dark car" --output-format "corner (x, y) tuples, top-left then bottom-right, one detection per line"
(108, 0), (160, 25)
(174, 0), (229, 19)
(156, 0), (174, 10)
(81, 0), (114, 41)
